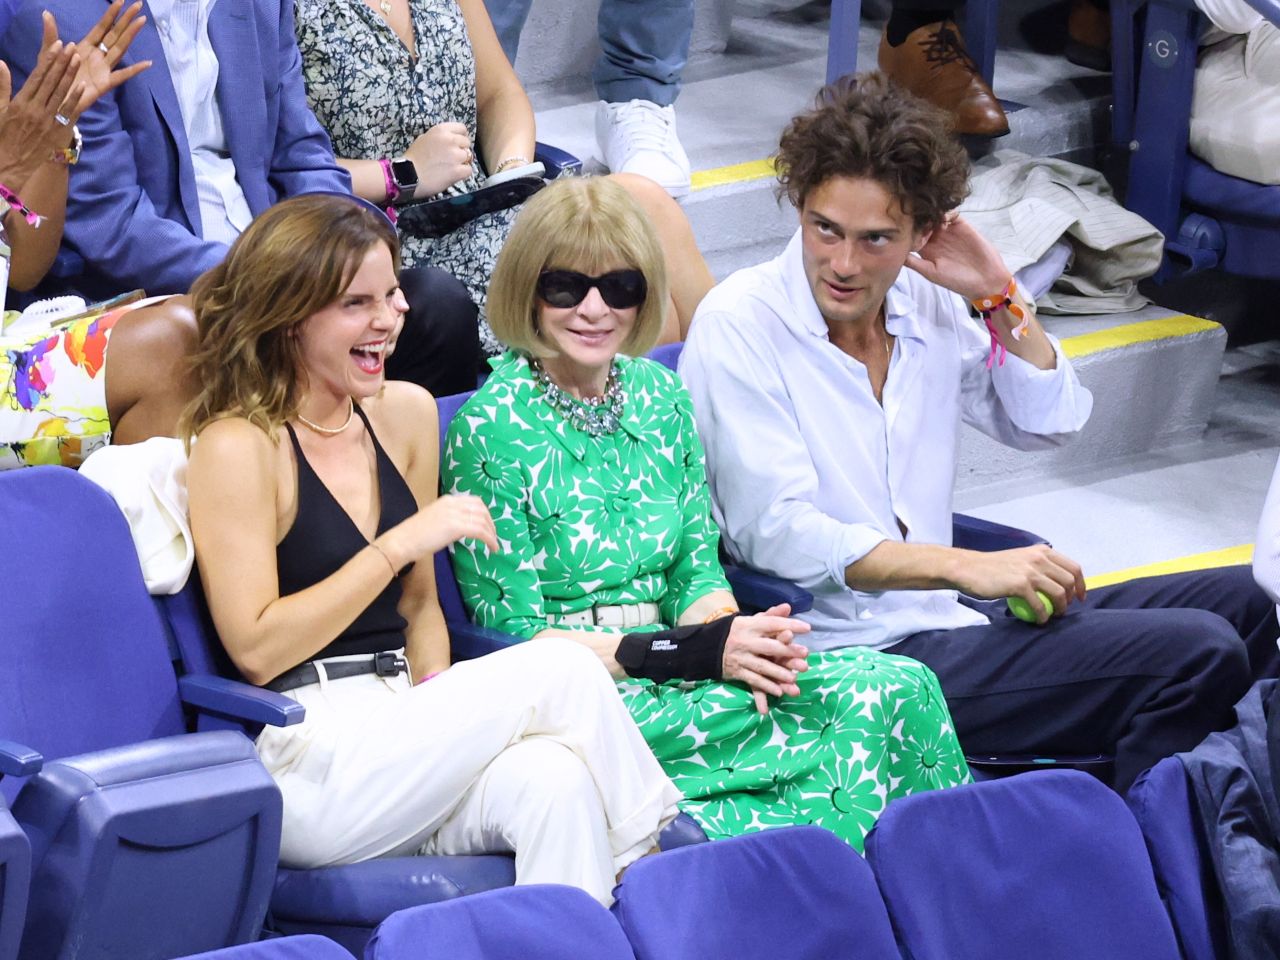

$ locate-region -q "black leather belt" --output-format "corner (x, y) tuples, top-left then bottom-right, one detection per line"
(265, 651), (409, 693)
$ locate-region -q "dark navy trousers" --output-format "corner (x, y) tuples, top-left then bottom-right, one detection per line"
(887, 565), (1278, 791)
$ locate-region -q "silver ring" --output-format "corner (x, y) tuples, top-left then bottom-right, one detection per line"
(97, 40), (110, 54)
(53, 112), (70, 126)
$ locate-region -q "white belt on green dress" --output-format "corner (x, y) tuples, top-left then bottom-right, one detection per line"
(555, 602), (662, 629)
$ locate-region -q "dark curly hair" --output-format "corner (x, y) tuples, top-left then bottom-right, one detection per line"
(776, 72), (970, 232)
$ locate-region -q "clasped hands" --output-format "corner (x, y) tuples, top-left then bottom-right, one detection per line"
(0, 1), (149, 186)
(721, 603), (812, 715)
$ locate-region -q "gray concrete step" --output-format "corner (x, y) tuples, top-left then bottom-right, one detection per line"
(958, 309), (1227, 487)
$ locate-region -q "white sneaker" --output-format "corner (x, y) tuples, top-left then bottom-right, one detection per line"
(595, 99), (692, 199)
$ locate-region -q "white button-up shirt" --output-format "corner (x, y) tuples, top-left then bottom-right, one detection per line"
(679, 229), (1094, 650)
(149, 0), (252, 245)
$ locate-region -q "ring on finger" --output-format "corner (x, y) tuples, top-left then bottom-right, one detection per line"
(97, 40), (110, 54)
(54, 112), (70, 126)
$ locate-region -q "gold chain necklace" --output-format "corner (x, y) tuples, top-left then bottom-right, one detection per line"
(296, 398), (355, 436)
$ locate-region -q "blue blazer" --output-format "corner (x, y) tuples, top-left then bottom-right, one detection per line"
(1, 0), (351, 301)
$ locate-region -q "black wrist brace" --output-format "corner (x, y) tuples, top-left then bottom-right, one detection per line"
(614, 616), (736, 683)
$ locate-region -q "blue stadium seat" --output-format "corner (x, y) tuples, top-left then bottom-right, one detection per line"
(534, 142), (582, 180)
(366, 885), (635, 960)
(155, 581), (518, 956)
(0, 797), (29, 960)
(0, 467), (283, 960)
(173, 936), (354, 960)
(1127, 756), (1227, 960)
(865, 770), (1182, 960)
(1116, 0), (1280, 281)
(612, 825), (899, 960)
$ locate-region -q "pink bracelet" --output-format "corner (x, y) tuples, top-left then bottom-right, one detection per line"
(0, 182), (43, 228)
(377, 158), (400, 224)
(971, 277), (1029, 369)
(417, 671), (441, 685)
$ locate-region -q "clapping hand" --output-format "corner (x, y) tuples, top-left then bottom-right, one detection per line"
(721, 603), (812, 715)
(72, 0), (151, 118)
(0, 2), (150, 190)
(0, 18), (81, 188)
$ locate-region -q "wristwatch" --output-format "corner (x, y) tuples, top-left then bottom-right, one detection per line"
(390, 157), (419, 200)
(52, 124), (82, 166)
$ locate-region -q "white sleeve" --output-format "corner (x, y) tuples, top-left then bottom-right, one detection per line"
(681, 311), (887, 590)
(953, 288), (1094, 449)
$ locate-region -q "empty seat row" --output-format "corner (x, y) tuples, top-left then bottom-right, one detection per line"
(177, 770), (1194, 960)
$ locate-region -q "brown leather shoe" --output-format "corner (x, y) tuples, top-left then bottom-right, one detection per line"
(877, 21), (1009, 138)
(1066, 0), (1112, 72)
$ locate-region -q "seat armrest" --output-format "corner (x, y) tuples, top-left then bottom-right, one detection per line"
(0, 739), (42, 778)
(952, 513), (1049, 552)
(178, 674), (306, 728)
(449, 621), (525, 661)
(534, 142), (582, 180)
(724, 564), (814, 615)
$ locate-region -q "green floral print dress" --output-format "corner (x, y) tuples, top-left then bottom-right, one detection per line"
(443, 352), (970, 851)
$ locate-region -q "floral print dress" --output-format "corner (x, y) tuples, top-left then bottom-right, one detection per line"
(1, 306), (126, 469)
(443, 352), (971, 851)
(294, 0), (518, 355)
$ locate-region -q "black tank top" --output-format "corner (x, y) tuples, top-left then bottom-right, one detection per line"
(276, 404), (419, 662)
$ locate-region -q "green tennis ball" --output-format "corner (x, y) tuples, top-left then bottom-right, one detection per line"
(1007, 592), (1054, 624)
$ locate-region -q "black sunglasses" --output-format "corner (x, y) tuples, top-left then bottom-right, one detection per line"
(536, 269), (648, 310)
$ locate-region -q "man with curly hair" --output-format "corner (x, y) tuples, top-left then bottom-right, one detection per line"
(679, 73), (1277, 790)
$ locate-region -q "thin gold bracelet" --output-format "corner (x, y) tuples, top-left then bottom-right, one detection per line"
(493, 155), (531, 174)
(369, 541), (400, 579)
(703, 606), (738, 624)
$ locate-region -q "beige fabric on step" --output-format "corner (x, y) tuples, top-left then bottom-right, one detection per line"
(958, 150), (1163, 315)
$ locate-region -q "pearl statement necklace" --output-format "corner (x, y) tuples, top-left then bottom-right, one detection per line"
(530, 359), (625, 437)
(296, 398), (355, 436)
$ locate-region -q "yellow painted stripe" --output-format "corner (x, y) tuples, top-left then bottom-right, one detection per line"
(1059, 315), (1222, 359)
(691, 157), (776, 192)
(1085, 544), (1254, 590)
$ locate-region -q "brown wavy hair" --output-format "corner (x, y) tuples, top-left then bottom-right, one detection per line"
(179, 194), (399, 444)
(775, 71), (970, 231)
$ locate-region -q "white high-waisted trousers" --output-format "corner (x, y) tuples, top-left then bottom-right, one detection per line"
(255, 637), (681, 904)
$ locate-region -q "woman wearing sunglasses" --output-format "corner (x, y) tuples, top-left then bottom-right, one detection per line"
(444, 177), (970, 852)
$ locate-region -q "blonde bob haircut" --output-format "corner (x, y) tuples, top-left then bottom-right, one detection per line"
(487, 176), (668, 359)
(180, 194), (399, 445)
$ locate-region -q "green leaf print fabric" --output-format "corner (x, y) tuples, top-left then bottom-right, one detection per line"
(443, 352), (969, 850)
